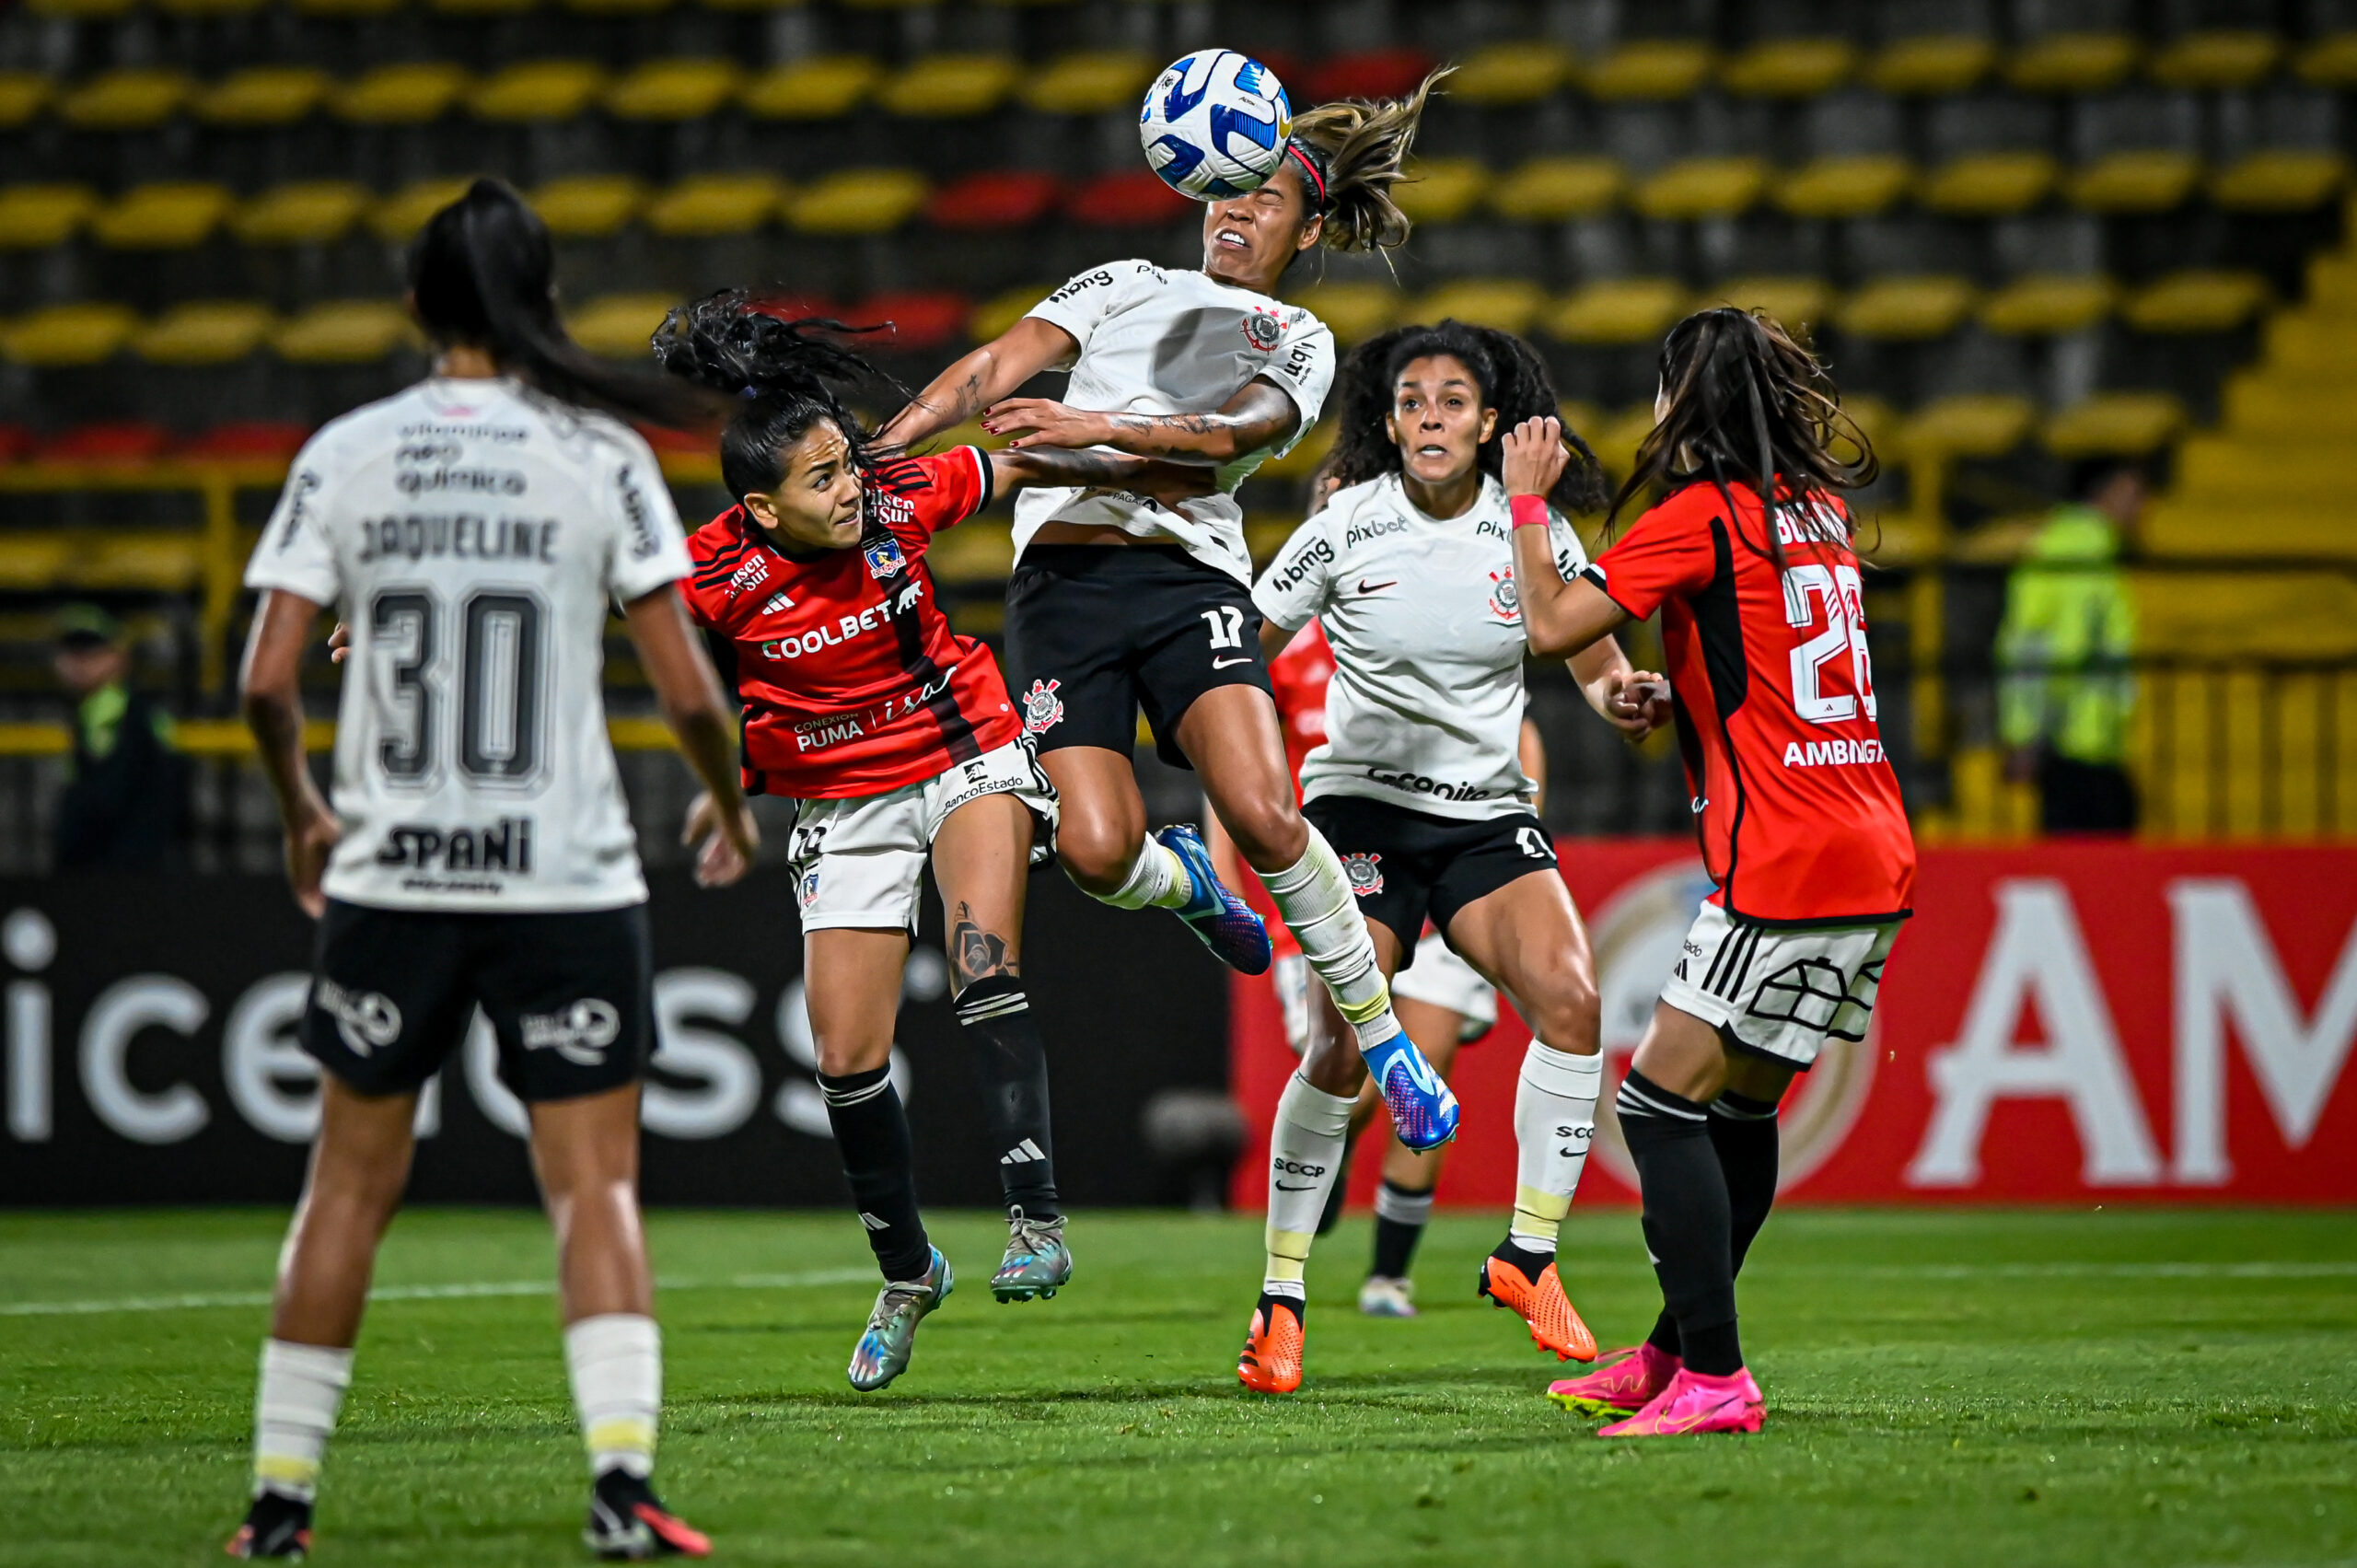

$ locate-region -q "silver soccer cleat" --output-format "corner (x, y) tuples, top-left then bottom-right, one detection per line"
(846, 1248), (953, 1391)
(990, 1209), (1073, 1302)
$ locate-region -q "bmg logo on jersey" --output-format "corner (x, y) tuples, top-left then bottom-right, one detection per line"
(312, 978), (401, 1056)
(375, 817), (536, 874)
(1269, 536), (1332, 590)
(519, 999), (621, 1065)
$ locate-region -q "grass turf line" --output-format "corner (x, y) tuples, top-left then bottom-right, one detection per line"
(3, 1208), (2351, 1567)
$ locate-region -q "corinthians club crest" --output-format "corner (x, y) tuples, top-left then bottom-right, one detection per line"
(1487, 568), (1520, 621)
(1240, 307), (1284, 353)
(1341, 851), (1384, 897)
(1021, 679), (1064, 736)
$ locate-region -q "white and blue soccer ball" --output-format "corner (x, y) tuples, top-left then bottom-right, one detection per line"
(1139, 49), (1294, 201)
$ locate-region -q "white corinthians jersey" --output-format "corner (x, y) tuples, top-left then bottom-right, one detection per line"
(245, 377), (693, 912)
(1019, 259), (1335, 584)
(1252, 473), (1589, 821)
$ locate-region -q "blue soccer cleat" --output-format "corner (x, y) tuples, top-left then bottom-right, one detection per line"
(847, 1248), (953, 1392)
(1155, 823), (1272, 976)
(1364, 1026), (1460, 1152)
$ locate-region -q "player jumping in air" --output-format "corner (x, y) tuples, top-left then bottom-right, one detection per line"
(1242, 321), (1669, 1391)
(1506, 308), (1917, 1437)
(231, 180), (753, 1560)
(878, 82), (1469, 1304)
(652, 293), (1211, 1389)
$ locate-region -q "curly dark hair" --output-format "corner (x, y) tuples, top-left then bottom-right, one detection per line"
(650, 288), (908, 501)
(1609, 307), (1877, 564)
(1322, 319), (1609, 515)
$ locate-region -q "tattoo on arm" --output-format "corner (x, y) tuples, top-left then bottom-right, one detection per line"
(950, 901), (1018, 989)
(1093, 383), (1297, 462)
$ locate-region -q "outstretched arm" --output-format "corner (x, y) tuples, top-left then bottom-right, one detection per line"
(1502, 416), (1637, 662)
(983, 378), (1300, 468)
(987, 446), (1215, 510)
(880, 318), (1078, 451)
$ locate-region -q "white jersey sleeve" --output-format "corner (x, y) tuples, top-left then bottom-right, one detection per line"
(1250, 512), (1337, 633)
(1256, 313), (1335, 460)
(245, 428), (351, 606)
(1024, 260), (1161, 364)
(1548, 510), (1591, 585)
(595, 426), (693, 603)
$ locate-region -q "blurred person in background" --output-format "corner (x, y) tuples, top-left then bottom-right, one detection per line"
(1996, 459), (2145, 835)
(51, 604), (187, 872)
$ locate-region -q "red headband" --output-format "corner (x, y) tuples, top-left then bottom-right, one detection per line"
(1286, 142), (1329, 210)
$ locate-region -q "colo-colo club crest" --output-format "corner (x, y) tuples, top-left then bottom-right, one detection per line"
(1341, 851), (1384, 897)
(862, 533), (909, 581)
(1021, 679), (1064, 736)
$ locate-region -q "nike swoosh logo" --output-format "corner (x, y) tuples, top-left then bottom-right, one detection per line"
(1357, 579), (1398, 593)
(1660, 1393), (1747, 1434)
(1212, 656), (1253, 668)
(1273, 1181), (1318, 1191)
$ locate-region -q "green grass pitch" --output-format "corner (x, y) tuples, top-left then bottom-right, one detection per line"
(4, 1207), (2352, 1566)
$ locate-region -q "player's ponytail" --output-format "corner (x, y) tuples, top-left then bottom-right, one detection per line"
(1609, 308), (1876, 564)
(408, 179), (722, 431)
(651, 288), (905, 503)
(1286, 66), (1451, 259)
(1325, 319), (1608, 516)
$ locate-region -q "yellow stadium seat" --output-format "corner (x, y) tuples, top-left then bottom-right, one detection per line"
(1839, 275), (1977, 340)
(1542, 278), (1685, 344)
(1633, 157), (1768, 220)
(566, 294), (678, 358)
(2210, 150), (2346, 212)
(333, 64), (472, 124)
(926, 520), (1016, 585)
(368, 179), (473, 242)
(2142, 495), (2357, 564)
(1, 303), (139, 366)
(2006, 33), (2139, 93)
(644, 174), (788, 238)
(1583, 41), (1713, 101)
(1922, 151), (2058, 215)
(2043, 391), (2183, 458)
(133, 300), (278, 366)
(2294, 33), (2357, 88)
(877, 55), (1019, 119)
(970, 284), (1053, 344)
(605, 60), (742, 121)
(470, 62), (609, 123)
(1697, 276), (1833, 333)
(0, 536), (75, 590)
(1394, 159), (1490, 226)
(1286, 282), (1400, 346)
(1448, 41), (1577, 105)
(291, 0), (405, 16)
(2132, 571), (2357, 657)
(91, 183), (234, 250)
(232, 182), (370, 246)
(787, 168), (928, 234)
(1487, 156), (1622, 222)
(0, 73), (52, 130)
(2123, 269), (2268, 333)
(1775, 155), (1914, 218)
(1588, 402), (1661, 476)
(1018, 52), (1155, 115)
(26, 0), (136, 17)
(192, 67), (331, 126)
(530, 176), (646, 238)
(1867, 35), (1994, 95)
(59, 69), (192, 131)
(1255, 422), (1335, 483)
(741, 56), (879, 120)
(2066, 150), (2200, 214)
(0, 185), (99, 250)
(1412, 278), (1547, 335)
(1721, 38), (1856, 98)
(1904, 394), (2035, 457)
(75, 533), (202, 591)
(272, 301), (415, 364)
(1980, 273), (2117, 336)
(2149, 29), (2280, 90)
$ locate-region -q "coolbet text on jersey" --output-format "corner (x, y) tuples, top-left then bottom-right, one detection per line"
(243, 377), (691, 912)
(1583, 483), (1916, 925)
(680, 447), (1021, 800)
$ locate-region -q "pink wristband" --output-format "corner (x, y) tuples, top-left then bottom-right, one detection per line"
(1509, 494), (1549, 530)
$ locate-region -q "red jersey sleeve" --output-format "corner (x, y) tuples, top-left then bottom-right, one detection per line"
(870, 447), (994, 537)
(1583, 486), (1723, 621)
(678, 512), (749, 629)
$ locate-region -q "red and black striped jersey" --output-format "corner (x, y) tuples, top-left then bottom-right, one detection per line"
(1584, 482), (1916, 927)
(679, 447), (1021, 800)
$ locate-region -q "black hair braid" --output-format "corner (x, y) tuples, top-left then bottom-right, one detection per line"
(1323, 319), (1608, 515)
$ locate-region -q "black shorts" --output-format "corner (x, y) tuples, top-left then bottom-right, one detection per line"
(303, 900), (655, 1102)
(1005, 545), (1272, 770)
(1302, 796), (1560, 965)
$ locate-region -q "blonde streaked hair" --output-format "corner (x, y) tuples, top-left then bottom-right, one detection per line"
(1286, 66), (1452, 257)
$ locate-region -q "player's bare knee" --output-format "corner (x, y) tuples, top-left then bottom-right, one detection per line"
(1527, 969), (1602, 1051)
(1225, 796), (1306, 869)
(815, 1036), (894, 1079)
(1056, 820), (1139, 893)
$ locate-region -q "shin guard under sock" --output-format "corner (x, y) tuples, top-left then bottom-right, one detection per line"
(1616, 1067), (1741, 1376)
(819, 1065), (932, 1282)
(955, 975), (1062, 1222)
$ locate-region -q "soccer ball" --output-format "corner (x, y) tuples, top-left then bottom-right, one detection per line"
(1139, 49), (1294, 201)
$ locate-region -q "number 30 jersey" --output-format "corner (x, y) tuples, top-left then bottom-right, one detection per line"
(244, 377), (693, 912)
(1584, 482), (1915, 926)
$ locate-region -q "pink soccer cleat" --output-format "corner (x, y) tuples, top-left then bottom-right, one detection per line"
(1595, 1366), (1764, 1437)
(1546, 1342), (1680, 1413)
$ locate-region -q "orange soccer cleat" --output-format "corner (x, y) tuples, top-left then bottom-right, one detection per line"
(1237, 1293), (1305, 1394)
(1478, 1250), (1597, 1363)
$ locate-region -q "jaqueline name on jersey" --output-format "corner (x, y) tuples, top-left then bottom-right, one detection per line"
(355, 513), (563, 565)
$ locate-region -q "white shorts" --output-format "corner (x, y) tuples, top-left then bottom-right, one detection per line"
(1392, 930), (1497, 1040)
(788, 741), (1057, 934)
(1658, 901), (1900, 1068)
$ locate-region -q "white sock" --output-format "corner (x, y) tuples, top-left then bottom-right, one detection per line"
(1094, 837), (1190, 911)
(252, 1340), (354, 1502)
(1509, 1042), (1603, 1256)
(1259, 827), (1400, 1051)
(1263, 1071), (1353, 1298)
(564, 1314), (661, 1480)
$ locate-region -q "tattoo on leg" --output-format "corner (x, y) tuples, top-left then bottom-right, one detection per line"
(950, 901), (1017, 989)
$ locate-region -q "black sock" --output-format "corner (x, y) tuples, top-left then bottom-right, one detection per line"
(819, 1065), (932, 1282)
(1616, 1067), (1742, 1376)
(955, 976), (1062, 1223)
(1370, 1178), (1433, 1279)
(1711, 1088), (1782, 1277)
